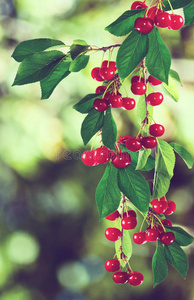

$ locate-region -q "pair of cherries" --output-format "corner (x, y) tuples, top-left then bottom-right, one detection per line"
(91, 60), (117, 82)
(123, 134), (157, 151)
(151, 196), (176, 215)
(105, 209), (137, 232)
(93, 94), (136, 112)
(130, 74), (162, 96)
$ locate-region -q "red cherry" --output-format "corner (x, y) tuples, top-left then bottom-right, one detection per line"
(123, 210), (137, 219)
(164, 200), (176, 215)
(146, 92), (163, 106)
(146, 228), (160, 241)
(146, 7), (162, 20)
(109, 95), (123, 108)
(82, 150), (98, 167)
(170, 14), (184, 30)
(105, 210), (120, 221)
(126, 137), (142, 152)
(94, 146), (110, 164)
(133, 232), (147, 245)
(93, 98), (109, 112)
(122, 97), (136, 110)
(131, 75), (144, 84)
(160, 232), (175, 245)
(113, 271), (129, 284)
(105, 228), (122, 241)
(112, 152), (131, 169)
(131, 82), (147, 95)
(104, 259), (120, 272)
(121, 217), (137, 230)
(162, 219), (173, 227)
(134, 17), (154, 34)
(131, 1), (147, 10)
(148, 75), (162, 85)
(117, 136), (130, 144)
(99, 67), (115, 80)
(141, 136), (157, 149)
(102, 60), (117, 70)
(154, 12), (171, 28)
(91, 67), (104, 81)
(151, 198), (168, 214)
(128, 271), (144, 286)
(149, 124), (165, 137)
(95, 86), (106, 93)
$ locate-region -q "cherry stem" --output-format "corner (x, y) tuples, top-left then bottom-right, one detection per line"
(140, 214), (148, 232)
(120, 194), (125, 260)
(141, 59), (148, 118)
(153, 213), (166, 232)
(166, 0), (174, 13)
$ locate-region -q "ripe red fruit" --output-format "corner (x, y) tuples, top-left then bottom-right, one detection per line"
(146, 228), (160, 241)
(91, 67), (104, 81)
(99, 67), (115, 80)
(95, 86), (106, 93)
(162, 219), (173, 227)
(94, 146), (110, 164)
(146, 7), (162, 20)
(122, 97), (136, 110)
(93, 98), (109, 112)
(112, 152), (131, 169)
(121, 217), (137, 230)
(123, 210), (137, 219)
(141, 136), (157, 149)
(149, 124), (165, 137)
(104, 259), (120, 272)
(160, 232), (175, 245)
(102, 60), (117, 70)
(134, 17), (154, 34)
(151, 198), (168, 214)
(105, 210), (120, 221)
(133, 232), (147, 245)
(109, 94), (123, 108)
(146, 92), (163, 106)
(131, 1), (147, 10)
(126, 137), (142, 152)
(82, 150), (98, 167)
(164, 200), (176, 215)
(154, 12), (171, 28)
(128, 271), (144, 286)
(131, 75), (144, 84)
(113, 271), (129, 284)
(170, 14), (184, 30)
(148, 75), (162, 85)
(105, 228), (122, 241)
(131, 82), (147, 95)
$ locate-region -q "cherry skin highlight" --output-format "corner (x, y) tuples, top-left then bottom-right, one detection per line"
(93, 98), (109, 112)
(149, 124), (165, 137)
(109, 95), (123, 108)
(131, 82), (147, 95)
(94, 146), (110, 164)
(151, 198), (168, 214)
(105, 228), (122, 241)
(104, 259), (120, 272)
(170, 14), (184, 30)
(126, 137), (142, 152)
(112, 152), (131, 169)
(141, 136), (157, 149)
(121, 217), (137, 230)
(160, 232), (175, 245)
(122, 97), (136, 110)
(147, 92), (163, 106)
(82, 150), (98, 167)
(91, 67), (104, 81)
(134, 17), (154, 34)
(164, 200), (176, 215)
(99, 67), (115, 80)
(113, 272), (129, 284)
(154, 12), (171, 28)
(146, 228), (160, 242)
(128, 271), (144, 286)
(105, 210), (120, 221)
(133, 232), (147, 245)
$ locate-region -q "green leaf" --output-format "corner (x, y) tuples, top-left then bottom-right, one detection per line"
(136, 149), (152, 170)
(152, 240), (168, 287)
(169, 69), (183, 86)
(116, 30), (148, 80)
(73, 93), (103, 114)
(40, 59), (71, 99)
(170, 142), (193, 169)
(164, 242), (188, 279)
(12, 50), (65, 86)
(102, 107), (117, 150)
(115, 230), (132, 267)
(136, 94), (153, 126)
(81, 109), (104, 145)
(165, 226), (194, 247)
(70, 40), (89, 59)
(118, 164), (151, 213)
(147, 27), (171, 85)
(162, 77), (179, 102)
(11, 38), (65, 62)
(95, 164), (121, 220)
(184, 1), (194, 26)
(69, 55), (89, 72)
(163, 0), (193, 11)
(105, 9), (145, 37)
(152, 172), (171, 199)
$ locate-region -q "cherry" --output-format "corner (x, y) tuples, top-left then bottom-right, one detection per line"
(122, 97), (136, 110)
(131, 82), (147, 95)
(148, 75), (162, 85)
(102, 60), (117, 70)
(112, 152), (131, 169)
(162, 219), (173, 227)
(131, 75), (144, 84)
(131, 1), (147, 10)
(93, 98), (109, 112)
(141, 136), (157, 149)
(104, 259), (120, 272)
(134, 17), (154, 34)
(91, 67), (104, 81)
(146, 92), (163, 106)
(126, 136), (142, 152)
(105, 210), (120, 221)
(95, 86), (106, 93)
(121, 217), (137, 230)
(113, 272), (129, 284)
(146, 7), (162, 20)
(94, 146), (110, 164)
(160, 232), (175, 245)
(133, 232), (147, 245)
(117, 136), (130, 144)
(146, 228), (160, 241)
(99, 67), (115, 80)
(154, 12), (171, 28)
(109, 94), (123, 108)
(151, 198), (168, 214)
(164, 200), (176, 215)
(105, 228), (122, 241)
(123, 210), (137, 219)
(128, 271), (144, 286)
(149, 124), (165, 137)
(82, 150), (98, 166)
(170, 14), (184, 30)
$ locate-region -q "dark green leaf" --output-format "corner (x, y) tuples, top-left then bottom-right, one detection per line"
(12, 50), (65, 86)
(69, 55), (89, 72)
(152, 172), (171, 199)
(116, 30), (148, 80)
(11, 38), (65, 62)
(152, 240), (168, 287)
(70, 40), (89, 59)
(81, 109), (104, 145)
(162, 77), (179, 102)
(165, 242), (188, 279)
(163, 0), (192, 11)
(102, 107), (117, 150)
(115, 230), (132, 267)
(118, 164), (151, 213)
(165, 226), (194, 246)
(184, 0), (194, 26)
(136, 149), (151, 170)
(73, 93), (103, 114)
(170, 142), (193, 169)
(147, 27), (171, 85)
(96, 164), (121, 220)
(169, 69), (183, 86)
(105, 9), (145, 37)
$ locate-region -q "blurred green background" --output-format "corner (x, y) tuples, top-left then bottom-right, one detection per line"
(0, 0), (194, 299)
